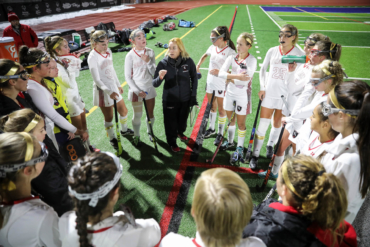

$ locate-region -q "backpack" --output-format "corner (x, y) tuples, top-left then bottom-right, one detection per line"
(59, 137), (88, 163)
(178, 19), (195, 28)
(96, 22), (108, 32)
(116, 28), (132, 46)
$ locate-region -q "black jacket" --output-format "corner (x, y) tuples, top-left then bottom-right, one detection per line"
(243, 199), (357, 247)
(0, 91), (39, 117)
(153, 56), (198, 102)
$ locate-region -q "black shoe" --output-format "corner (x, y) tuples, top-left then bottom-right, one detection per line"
(204, 128), (216, 138)
(213, 134), (223, 146)
(121, 128), (134, 136)
(110, 138), (118, 149)
(266, 145), (274, 159)
(249, 156), (259, 170)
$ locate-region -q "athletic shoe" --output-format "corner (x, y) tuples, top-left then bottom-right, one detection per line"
(204, 128), (216, 138)
(89, 145), (100, 152)
(220, 140), (235, 151)
(171, 145), (180, 152)
(133, 136), (142, 147)
(258, 170), (278, 180)
(121, 128), (134, 136)
(236, 146), (244, 158)
(230, 146), (244, 165)
(178, 134), (188, 142)
(249, 156), (259, 170)
(110, 138), (118, 150)
(266, 145), (274, 159)
(213, 134), (223, 146)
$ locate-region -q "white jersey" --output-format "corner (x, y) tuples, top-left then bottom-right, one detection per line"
(320, 133), (364, 224)
(206, 45), (237, 90)
(124, 47), (156, 95)
(300, 131), (335, 159)
(159, 232), (266, 247)
(219, 53), (257, 98)
(260, 46), (304, 99)
(59, 211), (161, 247)
(0, 196), (60, 247)
(88, 48), (121, 96)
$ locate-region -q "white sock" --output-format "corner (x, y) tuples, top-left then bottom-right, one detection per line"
(237, 129), (247, 147)
(120, 115), (128, 132)
(209, 112), (217, 130)
(272, 155), (285, 175)
(268, 127), (281, 147)
(132, 111), (142, 137)
(146, 117), (155, 134)
(104, 121), (115, 140)
(218, 116), (226, 134)
(228, 125), (236, 144)
(252, 118), (270, 157)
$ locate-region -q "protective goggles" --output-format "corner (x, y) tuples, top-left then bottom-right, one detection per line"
(93, 31), (109, 43)
(304, 37), (317, 47)
(322, 102), (360, 117)
(23, 52), (51, 69)
(0, 141), (48, 177)
(0, 66), (29, 83)
(210, 33), (225, 43)
(279, 31), (295, 38)
(309, 74), (335, 86)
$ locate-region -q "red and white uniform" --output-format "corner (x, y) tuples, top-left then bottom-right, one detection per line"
(88, 48), (122, 107)
(0, 196), (60, 247)
(219, 54), (257, 115)
(260, 46), (304, 110)
(300, 131), (335, 159)
(124, 48), (157, 102)
(159, 231), (266, 247)
(59, 211), (161, 247)
(205, 45), (236, 98)
(56, 54), (85, 117)
(321, 133), (364, 224)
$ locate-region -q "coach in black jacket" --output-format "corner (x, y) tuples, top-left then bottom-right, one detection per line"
(153, 38), (198, 152)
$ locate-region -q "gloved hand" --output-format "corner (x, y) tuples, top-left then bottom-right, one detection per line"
(197, 73), (202, 80)
(190, 96), (198, 107)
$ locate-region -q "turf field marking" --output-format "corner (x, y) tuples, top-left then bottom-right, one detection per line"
(293, 7), (328, 20)
(314, 9), (370, 26)
(348, 77), (370, 80)
(287, 21), (362, 24)
(298, 29), (370, 33)
(87, 6), (223, 118)
(342, 46), (370, 48)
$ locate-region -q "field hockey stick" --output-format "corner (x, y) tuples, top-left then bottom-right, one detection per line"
(143, 98), (163, 157)
(256, 95), (287, 192)
(263, 183), (277, 201)
(206, 101), (236, 164)
(242, 99), (262, 163)
(114, 100), (123, 156)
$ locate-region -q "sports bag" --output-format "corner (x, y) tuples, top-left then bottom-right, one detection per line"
(59, 137), (89, 163)
(178, 19), (195, 28)
(116, 28), (132, 46)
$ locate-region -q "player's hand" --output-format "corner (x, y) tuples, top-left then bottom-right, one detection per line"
(72, 52), (81, 58)
(141, 54), (150, 63)
(159, 70), (167, 80)
(138, 91), (147, 98)
(196, 64), (200, 73)
(237, 72), (250, 81)
(281, 117), (287, 125)
(288, 62), (297, 72)
(258, 91), (265, 101)
(210, 69), (219, 76)
(110, 92), (119, 100)
(67, 132), (75, 140)
(118, 87), (123, 94)
(81, 131), (89, 142)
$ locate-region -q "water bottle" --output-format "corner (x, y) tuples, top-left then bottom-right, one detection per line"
(281, 55), (308, 64)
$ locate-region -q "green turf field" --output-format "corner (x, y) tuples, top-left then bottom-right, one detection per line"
(75, 4), (370, 237)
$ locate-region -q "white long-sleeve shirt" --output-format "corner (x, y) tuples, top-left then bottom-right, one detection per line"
(88, 48), (121, 96)
(124, 47), (156, 95)
(0, 196), (61, 247)
(321, 133), (364, 224)
(259, 46), (304, 99)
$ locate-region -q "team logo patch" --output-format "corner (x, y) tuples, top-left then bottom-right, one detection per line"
(292, 130), (299, 138)
(218, 90), (223, 95)
(182, 64), (189, 72)
(237, 106), (242, 112)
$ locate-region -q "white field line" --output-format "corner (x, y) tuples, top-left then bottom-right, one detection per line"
(348, 77), (370, 80)
(247, 5), (253, 30)
(298, 29), (370, 33)
(259, 6), (304, 53)
(283, 21), (364, 24)
(276, 15), (370, 18)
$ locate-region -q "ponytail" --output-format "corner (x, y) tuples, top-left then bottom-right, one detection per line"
(212, 26), (236, 51)
(44, 36), (64, 67)
(316, 41), (342, 61)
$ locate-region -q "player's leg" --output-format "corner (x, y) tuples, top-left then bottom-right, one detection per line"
(214, 95), (226, 146)
(205, 92), (218, 138)
(117, 98), (134, 137)
(145, 97), (156, 142)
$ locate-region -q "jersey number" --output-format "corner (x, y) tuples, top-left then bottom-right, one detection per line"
(272, 67), (287, 80)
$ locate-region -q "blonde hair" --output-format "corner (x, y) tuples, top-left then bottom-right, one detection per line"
(281, 155), (348, 246)
(44, 36), (64, 62)
(192, 168), (253, 247)
(165, 38), (190, 59)
(0, 109), (40, 133)
(308, 33), (331, 43)
(281, 24), (298, 45)
(239, 32), (254, 47)
(129, 29), (145, 48)
(90, 30), (107, 49)
(312, 59), (344, 88)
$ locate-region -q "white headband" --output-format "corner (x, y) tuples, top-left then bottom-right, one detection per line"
(68, 152), (123, 207)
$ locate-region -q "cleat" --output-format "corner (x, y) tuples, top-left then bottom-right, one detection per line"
(178, 134), (188, 142)
(133, 136), (142, 147)
(171, 145), (180, 152)
(258, 170), (278, 180)
(204, 128), (216, 138)
(249, 156), (259, 170)
(121, 128), (134, 136)
(110, 138), (118, 150)
(220, 140), (235, 151)
(230, 146), (244, 166)
(213, 134), (223, 146)
(266, 145), (274, 159)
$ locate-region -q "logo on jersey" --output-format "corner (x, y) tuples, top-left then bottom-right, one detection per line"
(218, 90), (223, 95)
(237, 106), (242, 112)
(53, 97), (59, 106)
(181, 64), (188, 72)
(292, 130), (299, 138)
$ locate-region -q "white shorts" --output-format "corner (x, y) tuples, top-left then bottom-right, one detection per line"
(261, 96), (283, 110)
(94, 86), (123, 107)
(128, 86), (157, 102)
(66, 93), (85, 117)
(206, 82), (226, 98)
(223, 94), (249, 116)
